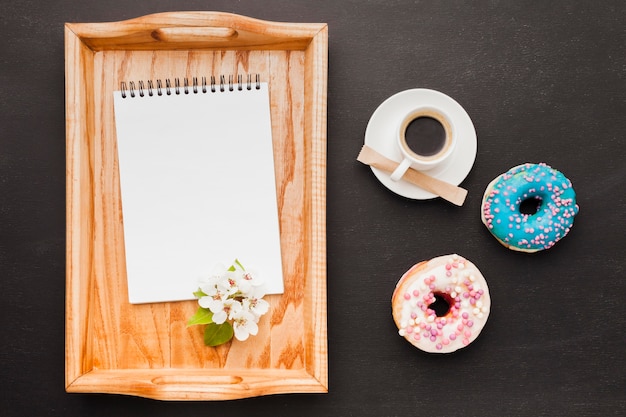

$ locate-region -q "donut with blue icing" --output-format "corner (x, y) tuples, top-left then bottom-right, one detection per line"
(481, 163), (579, 252)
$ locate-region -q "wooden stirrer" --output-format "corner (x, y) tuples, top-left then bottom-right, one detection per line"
(357, 145), (467, 206)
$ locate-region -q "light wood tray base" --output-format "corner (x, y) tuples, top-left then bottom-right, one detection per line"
(65, 12), (328, 400)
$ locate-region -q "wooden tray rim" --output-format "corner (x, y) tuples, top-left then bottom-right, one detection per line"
(65, 11), (328, 400)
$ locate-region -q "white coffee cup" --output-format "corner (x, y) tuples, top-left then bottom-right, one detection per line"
(390, 107), (456, 181)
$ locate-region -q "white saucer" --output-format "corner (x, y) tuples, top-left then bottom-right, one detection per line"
(363, 88), (477, 200)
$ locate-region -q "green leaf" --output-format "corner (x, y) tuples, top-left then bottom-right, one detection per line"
(227, 259), (245, 272)
(187, 307), (213, 327)
(203, 322), (234, 346)
(193, 288), (207, 298)
(233, 259), (245, 271)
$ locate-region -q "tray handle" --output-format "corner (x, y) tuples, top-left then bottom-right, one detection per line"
(151, 26), (238, 42)
(66, 12), (324, 51)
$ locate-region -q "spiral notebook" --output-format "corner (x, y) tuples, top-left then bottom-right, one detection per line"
(113, 75), (284, 304)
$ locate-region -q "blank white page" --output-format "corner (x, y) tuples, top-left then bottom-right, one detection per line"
(113, 81), (284, 304)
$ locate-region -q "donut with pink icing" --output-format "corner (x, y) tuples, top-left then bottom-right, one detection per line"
(392, 254), (491, 353)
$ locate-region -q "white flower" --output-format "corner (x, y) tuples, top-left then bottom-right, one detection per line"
(220, 270), (242, 295)
(203, 297), (226, 323)
(193, 261), (270, 345)
(211, 298), (242, 324)
(198, 295), (223, 314)
(235, 269), (264, 295)
(243, 292), (270, 319)
(198, 284), (226, 312)
(232, 309), (259, 341)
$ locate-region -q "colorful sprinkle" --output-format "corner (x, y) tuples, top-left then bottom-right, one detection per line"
(394, 255), (491, 353)
(481, 163), (578, 252)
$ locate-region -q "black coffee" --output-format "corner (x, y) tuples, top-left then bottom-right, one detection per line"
(404, 116), (446, 157)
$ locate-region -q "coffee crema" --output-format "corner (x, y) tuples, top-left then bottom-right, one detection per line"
(399, 109), (453, 161)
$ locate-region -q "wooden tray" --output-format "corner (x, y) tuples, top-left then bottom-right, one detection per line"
(65, 12), (327, 400)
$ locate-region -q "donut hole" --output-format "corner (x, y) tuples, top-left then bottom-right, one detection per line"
(428, 292), (452, 317)
(519, 196), (543, 215)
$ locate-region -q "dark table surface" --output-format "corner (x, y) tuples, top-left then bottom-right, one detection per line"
(2, 1), (625, 416)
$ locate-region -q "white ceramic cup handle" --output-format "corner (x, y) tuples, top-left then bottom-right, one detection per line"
(390, 158), (412, 182)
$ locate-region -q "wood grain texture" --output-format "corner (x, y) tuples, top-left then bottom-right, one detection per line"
(65, 12), (328, 400)
(66, 11), (321, 51)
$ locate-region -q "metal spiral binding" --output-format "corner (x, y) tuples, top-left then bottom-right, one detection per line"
(120, 74), (261, 98)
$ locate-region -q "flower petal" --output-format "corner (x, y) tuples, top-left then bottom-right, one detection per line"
(252, 299), (270, 316)
(234, 325), (250, 341)
(245, 320), (259, 336)
(212, 310), (227, 324)
(198, 296), (213, 309)
(206, 299), (224, 314)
